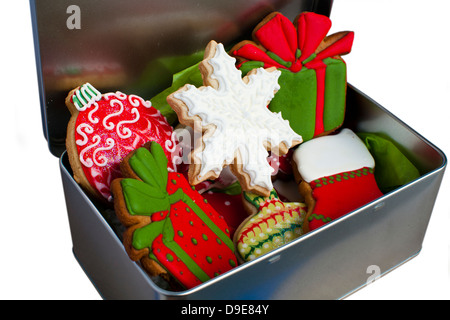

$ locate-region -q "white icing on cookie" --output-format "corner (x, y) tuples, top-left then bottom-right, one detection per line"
(72, 83), (102, 111)
(292, 128), (374, 183)
(76, 123), (94, 146)
(116, 108), (140, 139)
(173, 42), (302, 191)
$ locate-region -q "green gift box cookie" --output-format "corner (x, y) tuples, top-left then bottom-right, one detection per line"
(231, 11), (354, 142)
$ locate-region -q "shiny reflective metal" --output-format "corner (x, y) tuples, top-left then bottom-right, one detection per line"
(32, 0), (446, 299)
(59, 85), (446, 299)
(30, 0), (333, 156)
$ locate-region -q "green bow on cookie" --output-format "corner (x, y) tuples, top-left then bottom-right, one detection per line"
(112, 141), (237, 290)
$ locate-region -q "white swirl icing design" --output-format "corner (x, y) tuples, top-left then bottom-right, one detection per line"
(104, 91), (127, 100)
(76, 123), (94, 146)
(165, 131), (178, 153)
(74, 84), (176, 202)
(88, 102), (100, 124)
(90, 167), (111, 200)
(92, 138), (115, 167)
(128, 94), (152, 108)
(165, 131), (182, 172)
(102, 99), (124, 130)
(79, 135), (101, 168)
(116, 108), (140, 139)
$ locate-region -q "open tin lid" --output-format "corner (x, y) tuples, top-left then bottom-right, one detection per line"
(30, 0), (333, 157)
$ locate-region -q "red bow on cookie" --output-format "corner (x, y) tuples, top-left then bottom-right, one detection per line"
(231, 12), (354, 141)
(232, 12), (354, 72)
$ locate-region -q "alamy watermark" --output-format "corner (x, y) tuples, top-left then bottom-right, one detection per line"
(366, 265), (381, 285)
(66, 5), (81, 30)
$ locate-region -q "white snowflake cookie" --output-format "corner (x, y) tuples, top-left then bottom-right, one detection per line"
(167, 40), (302, 196)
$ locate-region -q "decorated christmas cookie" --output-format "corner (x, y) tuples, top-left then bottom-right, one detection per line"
(111, 142), (237, 290)
(167, 40), (302, 197)
(201, 191), (248, 239)
(65, 83), (179, 202)
(231, 11), (354, 142)
(292, 128), (383, 232)
(234, 189), (307, 263)
(175, 124), (240, 194)
(267, 149), (294, 180)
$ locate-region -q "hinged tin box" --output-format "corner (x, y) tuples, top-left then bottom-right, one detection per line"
(30, 0), (446, 299)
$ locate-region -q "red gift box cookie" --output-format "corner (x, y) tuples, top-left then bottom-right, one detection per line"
(111, 141), (237, 290)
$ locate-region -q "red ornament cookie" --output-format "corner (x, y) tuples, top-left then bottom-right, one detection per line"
(65, 83), (179, 202)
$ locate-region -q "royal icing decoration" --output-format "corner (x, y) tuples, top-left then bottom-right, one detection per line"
(201, 191), (248, 239)
(293, 128), (375, 183)
(231, 12), (354, 141)
(72, 83), (178, 201)
(235, 189), (306, 262)
(114, 142), (237, 289)
(170, 41), (302, 196)
(293, 128), (383, 231)
(305, 167), (383, 231)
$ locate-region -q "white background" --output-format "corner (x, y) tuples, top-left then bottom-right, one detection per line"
(0, 0), (449, 300)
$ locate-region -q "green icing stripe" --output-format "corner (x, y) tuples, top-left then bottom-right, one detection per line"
(124, 143), (234, 284)
(243, 189), (278, 210)
(312, 168), (374, 188)
(132, 218), (210, 283)
(266, 51), (292, 68)
(302, 53), (317, 65)
(72, 83), (101, 109)
(308, 214), (332, 223)
(128, 188), (233, 284)
(164, 241), (210, 283)
(172, 189), (235, 252)
(161, 218), (210, 283)
(244, 224), (302, 260)
(322, 57), (347, 132)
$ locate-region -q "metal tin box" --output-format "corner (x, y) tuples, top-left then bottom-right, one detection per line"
(30, 0), (446, 299)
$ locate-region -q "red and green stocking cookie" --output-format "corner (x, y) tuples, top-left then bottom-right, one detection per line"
(292, 129), (384, 232)
(111, 141), (237, 290)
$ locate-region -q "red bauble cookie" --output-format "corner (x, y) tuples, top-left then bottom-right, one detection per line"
(65, 83), (179, 202)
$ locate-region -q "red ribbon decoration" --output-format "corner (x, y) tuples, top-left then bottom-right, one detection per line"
(232, 12), (354, 137)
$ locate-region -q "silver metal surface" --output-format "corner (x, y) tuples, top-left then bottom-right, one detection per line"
(59, 85), (446, 300)
(33, 0), (446, 300)
(30, 0), (333, 157)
